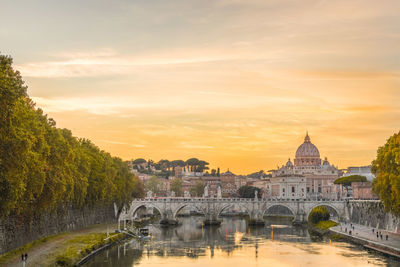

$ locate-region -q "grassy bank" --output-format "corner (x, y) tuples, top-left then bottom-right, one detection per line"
(55, 232), (125, 266)
(315, 220), (338, 230)
(308, 220), (339, 239)
(0, 223), (123, 266)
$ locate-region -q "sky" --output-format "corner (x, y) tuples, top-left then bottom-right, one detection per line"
(1, 0), (400, 174)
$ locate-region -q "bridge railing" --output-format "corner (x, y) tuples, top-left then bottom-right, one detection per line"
(131, 197), (345, 203)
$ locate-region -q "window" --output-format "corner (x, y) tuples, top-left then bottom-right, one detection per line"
(283, 188), (285, 193)
(291, 186), (295, 193)
(307, 187), (310, 193)
(318, 187), (321, 193)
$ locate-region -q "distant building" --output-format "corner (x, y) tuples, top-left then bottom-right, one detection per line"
(220, 170), (237, 197)
(174, 166), (183, 178)
(157, 178), (170, 197)
(202, 176), (221, 197)
(265, 175), (306, 199)
(235, 175), (247, 189)
(271, 133), (341, 199)
(352, 182), (378, 199)
(343, 166), (375, 181)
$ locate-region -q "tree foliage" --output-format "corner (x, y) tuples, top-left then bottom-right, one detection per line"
(170, 178), (183, 196)
(145, 176), (160, 195)
(238, 185), (261, 198)
(190, 180), (205, 197)
(334, 175), (367, 187)
(372, 132), (400, 216)
(0, 54), (138, 219)
(308, 206), (330, 224)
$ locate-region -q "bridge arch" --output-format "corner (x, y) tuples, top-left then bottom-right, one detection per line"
(264, 204), (295, 217)
(173, 203), (205, 219)
(129, 203), (163, 219)
(217, 203), (235, 216)
(306, 203), (340, 220)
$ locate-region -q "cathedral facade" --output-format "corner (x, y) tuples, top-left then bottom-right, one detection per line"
(271, 133), (343, 199)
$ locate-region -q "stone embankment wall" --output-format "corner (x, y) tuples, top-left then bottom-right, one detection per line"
(348, 200), (400, 233)
(0, 204), (116, 254)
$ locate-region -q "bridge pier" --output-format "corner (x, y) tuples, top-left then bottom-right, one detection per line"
(159, 210), (178, 225)
(203, 202), (222, 226)
(248, 212), (265, 226)
(293, 212), (307, 225)
(203, 213), (222, 226)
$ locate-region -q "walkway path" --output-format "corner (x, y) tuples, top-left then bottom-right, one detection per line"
(331, 222), (400, 258)
(1, 223), (117, 267)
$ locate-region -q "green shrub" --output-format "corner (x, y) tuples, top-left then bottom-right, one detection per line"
(309, 206), (330, 224)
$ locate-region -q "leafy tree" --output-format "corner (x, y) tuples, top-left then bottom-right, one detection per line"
(145, 176), (160, 195)
(308, 206), (330, 224)
(0, 54), (138, 219)
(197, 160), (209, 172)
(131, 176), (145, 198)
(171, 160), (185, 168)
(190, 180), (205, 197)
(247, 170), (265, 179)
(334, 175), (367, 187)
(238, 185), (261, 198)
(132, 158), (146, 165)
(170, 178), (183, 196)
(372, 132), (400, 216)
(186, 158), (199, 172)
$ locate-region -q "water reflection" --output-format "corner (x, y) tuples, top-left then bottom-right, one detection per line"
(84, 217), (398, 267)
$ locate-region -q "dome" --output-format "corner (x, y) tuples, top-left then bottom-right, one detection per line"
(295, 133), (320, 158)
(294, 133), (321, 167)
(285, 158), (293, 167)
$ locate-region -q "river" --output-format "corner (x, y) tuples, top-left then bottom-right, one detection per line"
(84, 216), (399, 267)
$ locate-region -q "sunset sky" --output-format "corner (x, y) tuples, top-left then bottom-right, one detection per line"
(2, 0), (400, 174)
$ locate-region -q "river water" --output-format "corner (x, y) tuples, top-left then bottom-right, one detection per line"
(84, 217), (399, 267)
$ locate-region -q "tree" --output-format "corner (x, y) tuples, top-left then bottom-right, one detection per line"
(0, 54), (138, 219)
(247, 170), (265, 179)
(186, 158), (199, 172)
(372, 132), (400, 216)
(238, 185), (260, 198)
(308, 206), (330, 224)
(190, 180), (205, 197)
(334, 175), (367, 187)
(158, 159), (171, 171)
(171, 160), (185, 168)
(132, 158), (146, 165)
(131, 176), (145, 198)
(197, 160), (209, 172)
(170, 178), (183, 196)
(145, 176), (160, 195)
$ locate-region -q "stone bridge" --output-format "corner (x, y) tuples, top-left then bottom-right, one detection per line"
(118, 198), (349, 227)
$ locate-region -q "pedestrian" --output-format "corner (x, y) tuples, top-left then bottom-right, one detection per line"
(380, 234), (383, 240)
(353, 226), (354, 231)
(372, 229), (374, 233)
(386, 235), (388, 241)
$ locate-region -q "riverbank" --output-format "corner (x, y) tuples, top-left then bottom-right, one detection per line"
(0, 223), (123, 266)
(330, 222), (400, 259)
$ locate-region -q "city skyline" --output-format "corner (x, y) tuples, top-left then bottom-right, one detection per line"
(2, 0), (400, 173)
